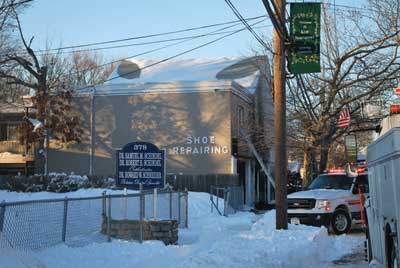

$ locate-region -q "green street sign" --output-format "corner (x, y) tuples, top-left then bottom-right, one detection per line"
(289, 3), (321, 74)
(344, 135), (357, 164)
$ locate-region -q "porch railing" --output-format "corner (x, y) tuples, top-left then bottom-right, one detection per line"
(0, 141), (34, 156)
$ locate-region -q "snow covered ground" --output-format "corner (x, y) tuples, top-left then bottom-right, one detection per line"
(0, 190), (364, 268)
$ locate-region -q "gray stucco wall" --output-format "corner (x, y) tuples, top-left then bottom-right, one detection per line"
(49, 90), (233, 176)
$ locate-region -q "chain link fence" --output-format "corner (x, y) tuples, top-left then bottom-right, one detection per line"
(0, 188), (188, 251)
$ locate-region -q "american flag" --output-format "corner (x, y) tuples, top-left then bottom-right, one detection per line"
(338, 107), (350, 128)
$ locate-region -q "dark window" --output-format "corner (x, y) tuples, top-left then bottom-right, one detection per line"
(7, 124), (18, 141)
(0, 124), (19, 141)
(307, 174), (353, 190)
(356, 174), (369, 193)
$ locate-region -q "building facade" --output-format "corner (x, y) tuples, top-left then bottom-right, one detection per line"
(48, 56), (275, 207)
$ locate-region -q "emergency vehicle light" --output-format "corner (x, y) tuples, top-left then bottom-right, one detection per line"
(328, 168), (345, 173)
(356, 167), (366, 173)
(390, 105), (400, 114)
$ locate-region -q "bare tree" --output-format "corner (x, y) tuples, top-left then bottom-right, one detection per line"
(286, 0), (399, 183)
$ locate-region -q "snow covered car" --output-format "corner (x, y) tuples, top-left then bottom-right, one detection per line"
(287, 170), (368, 234)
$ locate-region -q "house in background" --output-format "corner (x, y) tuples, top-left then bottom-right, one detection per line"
(48, 56), (275, 207)
(0, 102), (35, 175)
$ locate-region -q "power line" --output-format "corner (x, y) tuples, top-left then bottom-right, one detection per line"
(29, 15), (267, 54)
(35, 23), (272, 56)
(79, 20), (266, 91)
(71, 18), (267, 84)
(224, 0), (269, 48)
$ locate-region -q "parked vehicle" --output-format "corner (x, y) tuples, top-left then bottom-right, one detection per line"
(287, 169), (368, 235)
(365, 115), (400, 268)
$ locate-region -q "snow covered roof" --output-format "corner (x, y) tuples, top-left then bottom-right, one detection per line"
(93, 56), (269, 96)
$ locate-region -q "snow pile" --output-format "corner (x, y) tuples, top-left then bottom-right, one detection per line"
(0, 188), (136, 202)
(46, 173), (90, 192)
(0, 191), (363, 268)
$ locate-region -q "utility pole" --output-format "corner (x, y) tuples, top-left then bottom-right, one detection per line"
(266, 0), (288, 229)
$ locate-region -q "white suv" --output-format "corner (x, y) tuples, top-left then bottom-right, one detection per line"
(287, 171), (368, 234)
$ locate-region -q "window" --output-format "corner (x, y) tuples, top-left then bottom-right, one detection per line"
(0, 124), (19, 141)
(356, 174), (369, 193)
(8, 125), (19, 140)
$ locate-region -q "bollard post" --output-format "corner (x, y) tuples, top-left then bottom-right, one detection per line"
(107, 195), (111, 242)
(62, 196), (68, 242)
(169, 188), (173, 219)
(139, 184), (144, 243)
(0, 201), (5, 233)
(184, 188), (188, 228)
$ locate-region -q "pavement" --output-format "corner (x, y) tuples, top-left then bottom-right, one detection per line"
(328, 231), (369, 268)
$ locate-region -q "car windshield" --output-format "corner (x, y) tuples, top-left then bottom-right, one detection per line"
(307, 174), (353, 190)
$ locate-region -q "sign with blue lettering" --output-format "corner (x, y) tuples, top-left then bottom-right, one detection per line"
(116, 142), (166, 190)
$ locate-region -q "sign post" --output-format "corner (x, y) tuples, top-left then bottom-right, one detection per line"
(116, 142), (166, 190)
(289, 3), (321, 74)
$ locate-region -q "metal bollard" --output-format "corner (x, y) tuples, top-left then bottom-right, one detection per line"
(62, 196), (68, 242)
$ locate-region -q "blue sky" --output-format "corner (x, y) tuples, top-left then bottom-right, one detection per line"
(20, 0), (364, 61)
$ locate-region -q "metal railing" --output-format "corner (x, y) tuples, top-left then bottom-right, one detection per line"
(0, 188), (188, 251)
(210, 185), (243, 216)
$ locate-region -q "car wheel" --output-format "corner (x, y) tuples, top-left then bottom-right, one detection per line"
(331, 209), (351, 235)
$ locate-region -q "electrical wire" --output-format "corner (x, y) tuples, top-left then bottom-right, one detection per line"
(71, 18), (267, 82)
(223, 0), (269, 48)
(78, 19), (267, 91)
(28, 15), (267, 54)
(34, 23), (272, 56)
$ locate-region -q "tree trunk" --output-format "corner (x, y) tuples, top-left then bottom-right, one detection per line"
(303, 147), (317, 186)
(318, 137), (331, 173)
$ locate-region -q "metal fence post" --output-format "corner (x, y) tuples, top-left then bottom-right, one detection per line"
(153, 188), (157, 220)
(124, 188), (128, 219)
(0, 201), (5, 232)
(184, 188), (188, 228)
(102, 191), (106, 220)
(139, 184), (144, 243)
(216, 189), (219, 212)
(62, 197), (68, 242)
(210, 188), (213, 213)
(178, 190), (181, 226)
(169, 188), (172, 220)
(107, 195), (111, 242)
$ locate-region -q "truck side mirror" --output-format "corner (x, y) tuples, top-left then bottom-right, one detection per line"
(352, 185), (358, 195)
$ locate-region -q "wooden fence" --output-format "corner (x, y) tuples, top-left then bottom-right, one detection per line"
(166, 174), (240, 193)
